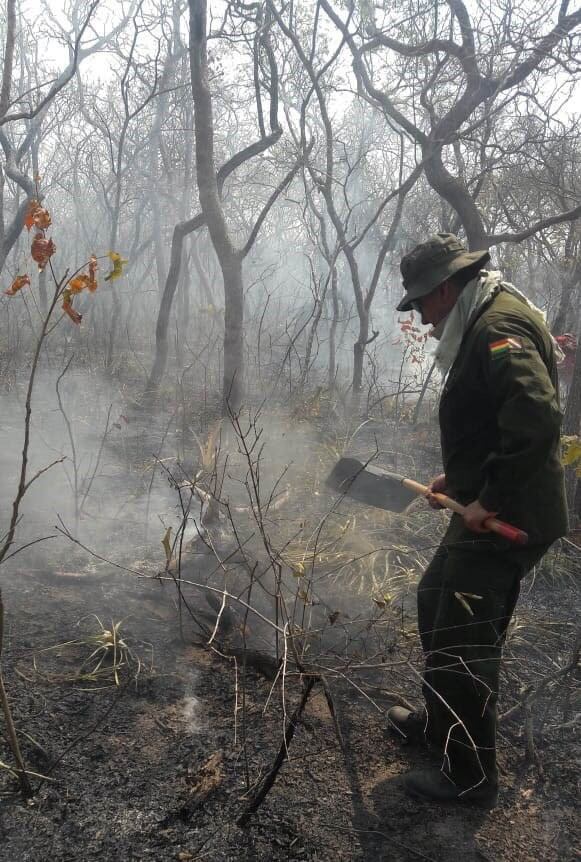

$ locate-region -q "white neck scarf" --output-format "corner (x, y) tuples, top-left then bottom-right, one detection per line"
(432, 270), (553, 375)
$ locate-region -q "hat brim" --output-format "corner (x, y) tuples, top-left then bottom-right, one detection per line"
(396, 249), (491, 312)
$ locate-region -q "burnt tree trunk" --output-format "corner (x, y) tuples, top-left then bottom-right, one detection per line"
(147, 1), (289, 406)
(221, 256), (244, 410)
(328, 264), (339, 388)
(563, 335), (581, 521)
(352, 309), (369, 402)
(422, 145), (489, 250)
(552, 269), (580, 335)
(189, 0), (244, 413)
(146, 213), (204, 397)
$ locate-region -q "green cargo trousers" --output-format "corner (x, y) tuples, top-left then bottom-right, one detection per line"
(417, 516), (550, 791)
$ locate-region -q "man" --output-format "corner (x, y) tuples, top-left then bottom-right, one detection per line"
(388, 233), (568, 808)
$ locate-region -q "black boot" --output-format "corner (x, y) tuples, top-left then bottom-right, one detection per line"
(387, 706), (428, 745)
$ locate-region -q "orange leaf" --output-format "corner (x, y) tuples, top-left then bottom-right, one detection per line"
(4, 274), (31, 296)
(24, 200), (40, 231)
(63, 304), (82, 325)
(68, 274), (91, 294)
(62, 290), (82, 324)
(31, 233), (56, 271)
(33, 208), (51, 230)
(88, 254), (98, 291)
(24, 199), (51, 231)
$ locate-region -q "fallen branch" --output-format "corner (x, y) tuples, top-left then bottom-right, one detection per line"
(237, 674), (316, 826)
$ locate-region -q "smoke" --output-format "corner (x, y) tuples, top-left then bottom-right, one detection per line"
(0, 365), (181, 574)
(181, 691), (203, 734)
(173, 658), (203, 735)
(0, 356), (415, 681)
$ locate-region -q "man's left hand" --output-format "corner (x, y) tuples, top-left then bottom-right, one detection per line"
(463, 500), (497, 533)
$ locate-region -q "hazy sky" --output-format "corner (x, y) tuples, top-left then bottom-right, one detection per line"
(16, 0), (137, 80)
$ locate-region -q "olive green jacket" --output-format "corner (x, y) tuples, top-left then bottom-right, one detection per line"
(439, 287), (568, 545)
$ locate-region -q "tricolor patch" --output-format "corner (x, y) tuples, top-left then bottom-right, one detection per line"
(489, 337), (523, 359)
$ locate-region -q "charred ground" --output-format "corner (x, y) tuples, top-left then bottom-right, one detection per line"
(0, 405), (579, 862)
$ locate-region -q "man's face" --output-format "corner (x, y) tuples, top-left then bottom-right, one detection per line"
(413, 281), (457, 327)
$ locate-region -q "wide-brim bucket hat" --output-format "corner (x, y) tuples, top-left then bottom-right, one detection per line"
(396, 233), (490, 312)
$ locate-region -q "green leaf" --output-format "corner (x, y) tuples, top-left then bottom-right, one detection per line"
(562, 436), (581, 467)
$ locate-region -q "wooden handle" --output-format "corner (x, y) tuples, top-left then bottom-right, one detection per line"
(402, 480), (529, 545)
(478, 517), (529, 545)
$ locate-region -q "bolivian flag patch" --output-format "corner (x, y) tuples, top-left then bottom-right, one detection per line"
(489, 337), (523, 359)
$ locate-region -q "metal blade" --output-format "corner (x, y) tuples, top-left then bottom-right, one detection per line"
(326, 457), (418, 513)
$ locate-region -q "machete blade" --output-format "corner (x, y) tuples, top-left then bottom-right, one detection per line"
(326, 457), (418, 513)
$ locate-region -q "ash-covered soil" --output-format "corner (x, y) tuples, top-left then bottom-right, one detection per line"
(0, 394), (579, 861)
(0, 559), (578, 862)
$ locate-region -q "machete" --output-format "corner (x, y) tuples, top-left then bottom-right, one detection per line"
(326, 457), (528, 545)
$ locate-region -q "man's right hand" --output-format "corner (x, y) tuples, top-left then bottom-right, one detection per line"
(426, 473), (447, 509)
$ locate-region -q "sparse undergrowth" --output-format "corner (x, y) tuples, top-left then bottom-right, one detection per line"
(1, 405), (579, 861)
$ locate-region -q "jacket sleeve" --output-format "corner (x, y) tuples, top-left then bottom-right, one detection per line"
(477, 326), (563, 513)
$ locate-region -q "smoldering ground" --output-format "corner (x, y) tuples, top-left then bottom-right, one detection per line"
(1, 368), (578, 862)
(0, 359), (432, 714)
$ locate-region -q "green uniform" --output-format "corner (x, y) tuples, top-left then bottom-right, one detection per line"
(440, 287), (568, 546)
(419, 286), (568, 792)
